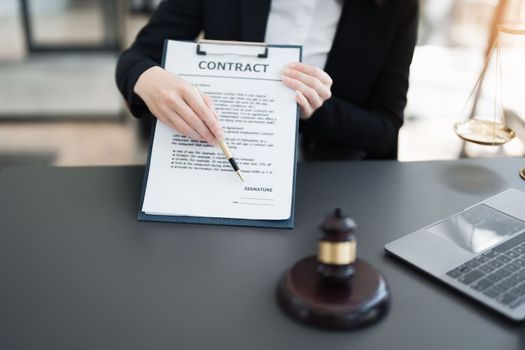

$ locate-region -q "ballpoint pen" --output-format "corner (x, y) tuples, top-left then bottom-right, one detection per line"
(194, 87), (244, 182)
(216, 137), (244, 182)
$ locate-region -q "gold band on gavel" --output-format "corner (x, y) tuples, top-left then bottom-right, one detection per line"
(318, 240), (356, 265)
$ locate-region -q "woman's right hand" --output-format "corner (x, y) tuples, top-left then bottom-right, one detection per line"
(133, 66), (223, 145)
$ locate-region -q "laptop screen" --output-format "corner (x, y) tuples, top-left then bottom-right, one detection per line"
(427, 204), (525, 254)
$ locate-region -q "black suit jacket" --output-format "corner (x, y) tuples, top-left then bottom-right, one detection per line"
(116, 0), (418, 160)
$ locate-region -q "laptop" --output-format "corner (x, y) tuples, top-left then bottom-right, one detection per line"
(385, 188), (525, 321)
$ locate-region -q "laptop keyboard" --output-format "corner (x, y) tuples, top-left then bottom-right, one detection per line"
(446, 231), (525, 310)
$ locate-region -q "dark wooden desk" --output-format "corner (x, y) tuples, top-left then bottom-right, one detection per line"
(1, 159), (524, 349)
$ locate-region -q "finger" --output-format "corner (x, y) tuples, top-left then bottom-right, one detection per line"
(151, 107), (180, 131)
(160, 106), (204, 141)
(183, 87), (224, 139)
(171, 100), (217, 145)
(295, 90), (313, 119)
(156, 115), (175, 129)
(283, 68), (331, 100)
(282, 76), (324, 110)
(201, 93), (217, 118)
(288, 62), (332, 86)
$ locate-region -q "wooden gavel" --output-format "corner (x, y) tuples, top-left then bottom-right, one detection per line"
(277, 208), (390, 329)
(317, 208), (357, 284)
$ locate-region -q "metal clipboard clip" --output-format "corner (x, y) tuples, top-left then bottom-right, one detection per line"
(196, 39), (269, 59)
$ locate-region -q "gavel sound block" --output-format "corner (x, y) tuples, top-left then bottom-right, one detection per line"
(277, 209), (390, 329)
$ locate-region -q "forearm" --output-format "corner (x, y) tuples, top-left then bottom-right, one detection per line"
(115, 0), (202, 118)
(300, 0), (418, 159)
(301, 95), (401, 159)
(116, 50), (158, 118)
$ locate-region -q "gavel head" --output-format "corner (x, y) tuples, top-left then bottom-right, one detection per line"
(317, 208), (357, 284)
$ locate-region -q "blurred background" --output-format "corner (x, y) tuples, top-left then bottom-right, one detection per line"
(0, 0), (524, 168)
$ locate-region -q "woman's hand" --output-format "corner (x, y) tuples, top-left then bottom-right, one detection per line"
(133, 66), (222, 145)
(282, 62), (333, 120)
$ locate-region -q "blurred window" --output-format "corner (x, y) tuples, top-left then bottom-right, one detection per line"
(21, 0), (120, 52)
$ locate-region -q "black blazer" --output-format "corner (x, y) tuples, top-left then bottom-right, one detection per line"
(116, 0), (418, 160)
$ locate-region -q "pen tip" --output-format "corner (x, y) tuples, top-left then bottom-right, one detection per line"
(237, 171), (244, 183)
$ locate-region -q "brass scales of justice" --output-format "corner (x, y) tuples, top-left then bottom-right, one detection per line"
(453, 16), (525, 181)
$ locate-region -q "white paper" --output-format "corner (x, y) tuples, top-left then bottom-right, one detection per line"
(142, 40), (300, 220)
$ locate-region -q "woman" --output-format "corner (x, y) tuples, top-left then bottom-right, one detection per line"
(116, 0), (418, 160)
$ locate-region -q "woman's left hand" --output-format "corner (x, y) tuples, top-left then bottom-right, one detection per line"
(282, 62), (333, 120)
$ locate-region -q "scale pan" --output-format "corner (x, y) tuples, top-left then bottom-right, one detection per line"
(454, 119), (515, 146)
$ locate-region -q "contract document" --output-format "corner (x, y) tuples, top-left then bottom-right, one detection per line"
(139, 40), (301, 228)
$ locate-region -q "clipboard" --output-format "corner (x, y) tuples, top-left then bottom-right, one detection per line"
(137, 39), (302, 229)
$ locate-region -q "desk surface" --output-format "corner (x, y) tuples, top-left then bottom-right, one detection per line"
(1, 159), (524, 349)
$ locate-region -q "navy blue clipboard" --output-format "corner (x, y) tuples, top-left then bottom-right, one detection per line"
(137, 40), (302, 229)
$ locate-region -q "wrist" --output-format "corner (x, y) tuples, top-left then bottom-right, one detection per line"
(134, 66), (163, 98)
